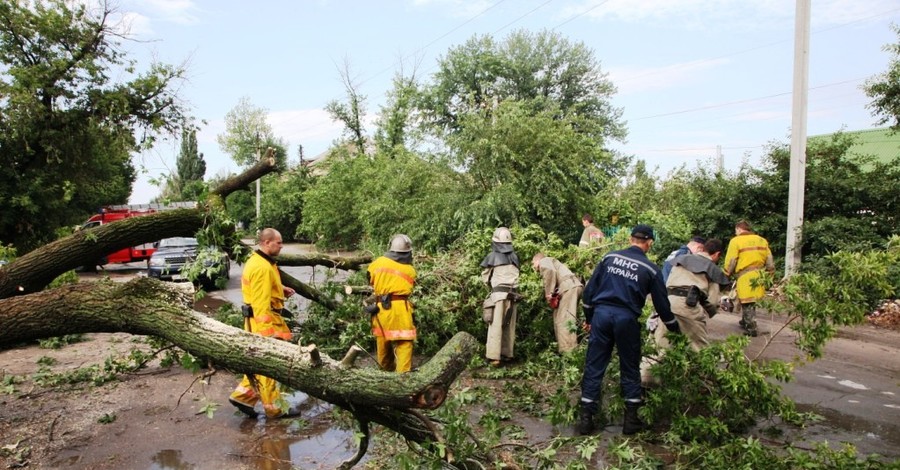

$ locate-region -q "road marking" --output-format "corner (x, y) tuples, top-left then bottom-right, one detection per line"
(884, 404), (900, 409)
(837, 380), (869, 390)
(848, 400), (860, 403)
(881, 391), (895, 396)
(817, 375), (836, 379)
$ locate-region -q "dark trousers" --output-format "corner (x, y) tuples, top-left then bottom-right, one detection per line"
(580, 306), (642, 413)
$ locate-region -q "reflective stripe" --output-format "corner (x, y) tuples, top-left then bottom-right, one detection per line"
(372, 326), (417, 340)
(373, 266), (415, 286)
(382, 328), (417, 340)
(256, 327), (292, 340)
(738, 246), (770, 253)
(233, 386), (257, 398)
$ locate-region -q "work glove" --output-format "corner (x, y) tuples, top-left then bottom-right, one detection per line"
(663, 319), (681, 334)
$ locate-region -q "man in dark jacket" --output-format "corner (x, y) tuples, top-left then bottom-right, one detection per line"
(578, 224), (680, 435)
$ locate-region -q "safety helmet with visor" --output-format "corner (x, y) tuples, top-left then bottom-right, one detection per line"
(389, 234), (413, 253)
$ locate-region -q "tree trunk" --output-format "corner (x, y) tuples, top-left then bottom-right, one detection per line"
(0, 156), (278, 299)
(0, 277), (478, 414)
(277, 253), (373, 271)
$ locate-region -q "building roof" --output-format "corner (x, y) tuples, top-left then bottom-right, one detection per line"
(810, 127), (899, 166)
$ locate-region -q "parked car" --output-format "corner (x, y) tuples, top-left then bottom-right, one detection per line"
(146, 237), (230, 289)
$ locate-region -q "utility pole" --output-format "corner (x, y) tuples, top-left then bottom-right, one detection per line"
(785, 0), (811, 277)
(716, 145), (724, 173)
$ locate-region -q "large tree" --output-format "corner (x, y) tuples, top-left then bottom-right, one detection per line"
(864, 24), (900, 131)
(216, 96), (287, 168)
(0, 0), (189, 251)
(417, 29), (626, 143)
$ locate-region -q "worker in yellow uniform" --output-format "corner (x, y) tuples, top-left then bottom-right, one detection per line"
(367, 234), (417, 372)
(229, 228), (297, 419)
(723, 220), (775, 337)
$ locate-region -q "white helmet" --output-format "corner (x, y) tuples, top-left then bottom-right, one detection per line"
(492, 227), (512, 243)
(389, 234), (412, 253)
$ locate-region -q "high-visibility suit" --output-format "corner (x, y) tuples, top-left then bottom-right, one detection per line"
(723, 232), (774, 334)
(230, 250), (292, 418)
(368, 255), (417, 372)
(536, 256), (583, 353)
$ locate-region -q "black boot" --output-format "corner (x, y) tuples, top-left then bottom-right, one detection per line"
(577, 404), (595, 435)
(622, 402), (646, 435)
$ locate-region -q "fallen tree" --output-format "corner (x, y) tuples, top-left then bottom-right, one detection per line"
(0, 152), (279, 298)
(0, 277), (480, 467)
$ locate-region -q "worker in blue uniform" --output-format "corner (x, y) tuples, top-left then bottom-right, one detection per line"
(578, 224), (681, 435)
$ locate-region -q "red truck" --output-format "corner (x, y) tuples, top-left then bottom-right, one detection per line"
(80, 202), (197, 265)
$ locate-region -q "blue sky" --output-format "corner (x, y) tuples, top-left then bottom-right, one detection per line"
(114, 0), (900, 204)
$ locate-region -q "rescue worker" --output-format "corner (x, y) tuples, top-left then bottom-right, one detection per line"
(229, 228), (297, 419)
(481, 227), (521, 366)
(579, 213), (605, 247)
(532, 252), (583, 354)
(723, 220), (775, 337)
(367, 234), (417, 372)
(578, 224), (680, 435)
(641, 239), (731, 386)
(660, 235), (706, 283)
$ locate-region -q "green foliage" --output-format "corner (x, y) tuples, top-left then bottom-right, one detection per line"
(445, 100), (622, 239)
(644, 335), (800, 443)
(864, 24), (900, 131)
(418, 29), (625, 143)
(258, 167), (312, 242)
(47, 269), (78, 289)
(216, 96), (288, 168)
(766, 239), (900, 359)
(0, 0), (189, 250)
(214, 303), (244, 329)
(97, 413), (117, 424)
(38, 334), (85, 350)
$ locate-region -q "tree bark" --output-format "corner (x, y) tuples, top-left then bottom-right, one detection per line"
(277, 252), (373, 271)
(0, 157), (278, 299)
(0, 277), (478, 414)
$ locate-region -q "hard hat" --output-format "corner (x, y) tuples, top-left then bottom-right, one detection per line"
(492, 227), (512, 243)
(389, 234), (412, 253)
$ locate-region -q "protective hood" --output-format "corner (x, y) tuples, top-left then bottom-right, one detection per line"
(384, 250), (413, 265)
(672, 253), (731, 286)
(480, 242), (520, 268)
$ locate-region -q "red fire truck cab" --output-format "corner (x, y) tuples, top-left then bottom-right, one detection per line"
(80, 202), (197, 265)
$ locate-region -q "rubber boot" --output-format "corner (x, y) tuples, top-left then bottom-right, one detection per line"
(622, 402), (646, 435)
(577, 404), (595, 435)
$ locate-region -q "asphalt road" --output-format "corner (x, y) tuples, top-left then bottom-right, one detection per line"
(710, 310), (900, 457)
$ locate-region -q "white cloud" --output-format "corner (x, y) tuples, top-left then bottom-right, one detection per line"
(608, 58), (730, 94)
(563, 0), (897, 31)
(140, 0), (200, 25)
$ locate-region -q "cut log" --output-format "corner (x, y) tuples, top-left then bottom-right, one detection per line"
(0, 277), (478, 413)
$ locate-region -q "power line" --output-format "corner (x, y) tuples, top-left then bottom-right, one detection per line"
(631, 77), (866, 121)
(614, 6), (900, 86)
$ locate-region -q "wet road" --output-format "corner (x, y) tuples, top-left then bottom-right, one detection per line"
(711, 311), (900, 457)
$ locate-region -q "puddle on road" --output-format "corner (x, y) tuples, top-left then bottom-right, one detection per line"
(149, 449), (194, 469)
(790, 403), (900, 458)
(230, 392), (363, 470)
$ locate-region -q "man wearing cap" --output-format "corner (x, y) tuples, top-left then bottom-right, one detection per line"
(578, 224), (681, 436)
(660, 235), (706, 283)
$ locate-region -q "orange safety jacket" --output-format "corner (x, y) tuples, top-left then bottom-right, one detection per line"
(367, 256), (417, 341)
(241, 251), (292, 341)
